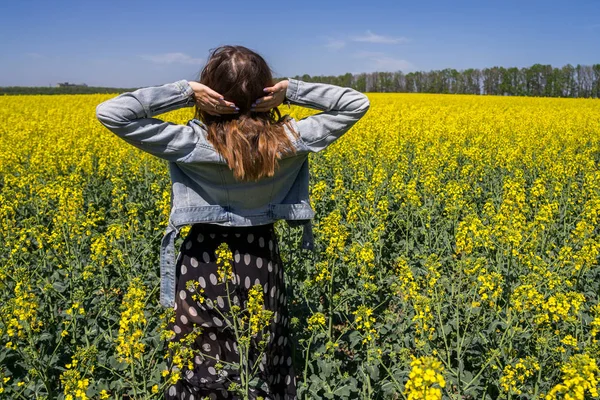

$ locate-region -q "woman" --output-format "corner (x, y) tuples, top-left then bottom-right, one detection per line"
(96, 45), (370, 400)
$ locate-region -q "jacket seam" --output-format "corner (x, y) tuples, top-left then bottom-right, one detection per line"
(301, 102), (370, 147)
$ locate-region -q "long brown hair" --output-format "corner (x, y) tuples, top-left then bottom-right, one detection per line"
(195, 45), (300, 182)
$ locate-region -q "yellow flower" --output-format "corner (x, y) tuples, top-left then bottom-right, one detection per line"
(115, 277), (147, 364)
(404, 356), (446, 400)
(215, 242), (234, 283)
(307, 312), (326, 331)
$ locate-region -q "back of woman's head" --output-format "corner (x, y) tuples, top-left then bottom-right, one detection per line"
(196, 45), (299, 182)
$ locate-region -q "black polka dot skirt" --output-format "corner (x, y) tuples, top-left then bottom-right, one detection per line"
(164, 222), (298, 400)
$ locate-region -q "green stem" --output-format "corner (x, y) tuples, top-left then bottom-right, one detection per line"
(303, 331), (315, 387)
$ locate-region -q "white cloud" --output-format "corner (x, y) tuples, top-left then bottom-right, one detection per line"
(350, 30), (410, 44)
(324, 38), (346, 50)
(353, 51), (414, 71)
(140, 52), (204, 65)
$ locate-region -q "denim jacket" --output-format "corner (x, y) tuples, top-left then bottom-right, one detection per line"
(96, 78), (370, 308)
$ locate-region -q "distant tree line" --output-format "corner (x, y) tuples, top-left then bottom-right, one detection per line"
(286, 63), (600, 98)
(0, 86), (138, 95)
(3, 63), (599, 97)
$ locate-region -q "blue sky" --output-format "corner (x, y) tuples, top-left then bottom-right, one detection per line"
(1, 0), (599, 87)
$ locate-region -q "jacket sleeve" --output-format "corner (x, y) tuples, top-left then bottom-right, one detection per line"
(284, 78), (370, 153)
(95, 80), (199, 162)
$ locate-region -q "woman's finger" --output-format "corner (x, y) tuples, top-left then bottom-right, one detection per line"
(200, 101), (239, 115)
(253, 94), (275, 106)
(207, 94), (237, 109)
(204, 88), (236, 108)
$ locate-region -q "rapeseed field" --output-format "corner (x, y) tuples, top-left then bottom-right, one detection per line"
(0, 92), (599, 399)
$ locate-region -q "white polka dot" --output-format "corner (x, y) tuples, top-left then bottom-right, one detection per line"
(209, 332), (217, 340)
(279, 292), (284, 303)
(267, 261), (273, 272)
(180, 315), (188, 324)
(173, 325), (181, 334)
(189, 306), (197, 317)
(209, 393), (217, 400)
(169, 385), (177, 396)
(234, 250), (240, 263)
(198, 276), (206, 288)
(217, 296), (225, 308)
(269, 240), (273, 250)
(233, 295), (240, 305)
(235, 233), (241, 238)
(244, 254), (251, 265)
(197, 233), (204, 242)
(195, 355), (203, 364)
(247, 233), (254, 243)
(274, 311), (279, 323)
(213, 316), (223, 327)
(185, 241), (192, 250)
(222, 233), (228, 237)
(190, 257), (198, 268)
(270, 286), (276, 298)
(278, 336), (284, 345)
(201, 322), (210, 327)
(256, 258), (263, 268)
(205, 298), (214, 309)
(202, 343), (212, 352)
(174, 302), (178, 311)
(286, 375), (291, 385)
(179, 290), (187, 300)
(209, 274), (218, 285)
(181, 264), (187, 275)
(274, 355), (279, 365)
(225, 341), (231, 352)
(202, 252), (210, 263)
(233, 342), (238, 353)
(284, 337), (288, 345)
(245, 276), (251, 289)
(259, 237), (265, 247)
(210, 233), (216, 239)
(236, 274), (241, 285)
(254, 278), (261, 286)
(287, 356), (292, 366)
(263, 283), (269, 295)
(186, 369), (194, 379)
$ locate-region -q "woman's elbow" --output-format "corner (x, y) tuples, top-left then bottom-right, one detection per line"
(95, 102), (111, 125)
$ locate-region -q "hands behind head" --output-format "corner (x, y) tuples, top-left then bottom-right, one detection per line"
(188, 79), (289, 116)
(251, 80), (289, 112)
(188, 81), (238, 116)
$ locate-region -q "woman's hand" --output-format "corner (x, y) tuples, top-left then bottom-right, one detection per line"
(188, 81), (239, 116)
(251, 80), (289, 112)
